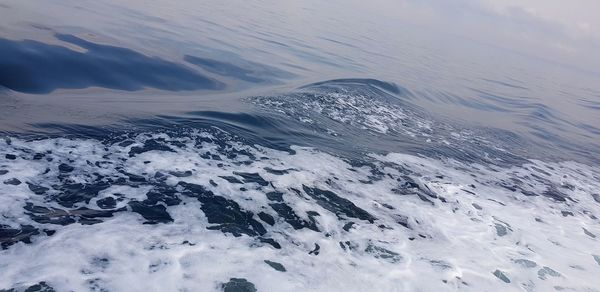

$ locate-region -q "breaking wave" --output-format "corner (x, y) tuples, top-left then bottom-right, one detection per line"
(1, 79), (599, 291)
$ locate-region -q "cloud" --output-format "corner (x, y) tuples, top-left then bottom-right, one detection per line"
(485, 0), (600, 39)
(377, 0), (600, 72)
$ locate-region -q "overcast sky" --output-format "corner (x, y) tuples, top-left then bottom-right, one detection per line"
(485, 0), (600, 38)
(377, 0), (600, 72)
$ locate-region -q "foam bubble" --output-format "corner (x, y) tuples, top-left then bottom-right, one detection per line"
(0, 130), (599, 291)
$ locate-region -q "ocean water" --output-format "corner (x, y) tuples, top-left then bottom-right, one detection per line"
(1, 1), (599, 291)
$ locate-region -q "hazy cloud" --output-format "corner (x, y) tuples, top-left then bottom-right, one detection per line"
(382, 0), (600, 72)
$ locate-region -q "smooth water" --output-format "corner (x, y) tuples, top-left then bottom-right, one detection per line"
(0, 1), (599, 291)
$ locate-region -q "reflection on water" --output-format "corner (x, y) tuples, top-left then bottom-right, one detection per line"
(184, 55), (295, 84)
(0, 34), (223, 94)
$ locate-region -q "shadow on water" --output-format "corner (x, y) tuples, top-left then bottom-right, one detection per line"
(0, 34), (224, 94)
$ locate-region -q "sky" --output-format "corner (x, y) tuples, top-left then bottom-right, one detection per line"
(377, 0), (600, 73)
(485, 0), (600, 39)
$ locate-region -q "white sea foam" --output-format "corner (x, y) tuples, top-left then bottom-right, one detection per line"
(251, 88), (430, 136)
(249, 88), (515, 165)
(0, 132), (599, 291)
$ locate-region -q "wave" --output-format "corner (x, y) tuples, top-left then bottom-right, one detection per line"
(0, 127), (598, 291)
(1, 78), (599, 291)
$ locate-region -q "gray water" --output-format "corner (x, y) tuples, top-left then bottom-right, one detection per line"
(1, 1), (599, 291)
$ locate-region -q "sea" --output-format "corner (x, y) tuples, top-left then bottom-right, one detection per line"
(0, 1), (599, 291)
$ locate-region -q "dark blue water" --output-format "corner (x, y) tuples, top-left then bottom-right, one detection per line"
(1, 1), (599, 291)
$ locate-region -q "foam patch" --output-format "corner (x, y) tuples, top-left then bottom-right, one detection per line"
(0, 129), (599, 291)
